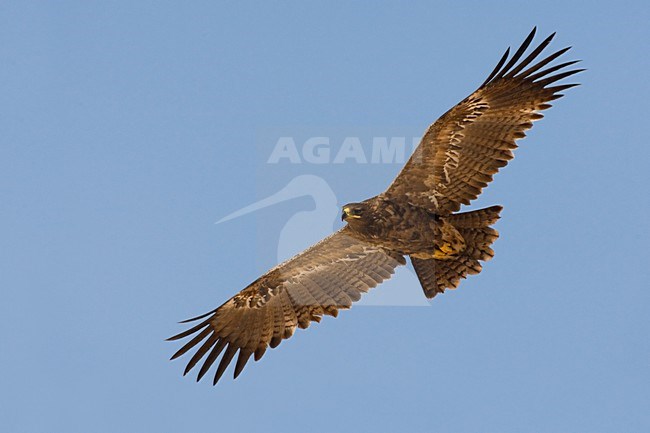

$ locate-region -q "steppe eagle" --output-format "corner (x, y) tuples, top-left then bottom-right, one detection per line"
(168, 28), (582, 385)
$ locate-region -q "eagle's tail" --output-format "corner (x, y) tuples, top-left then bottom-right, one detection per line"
(412, 205), (502, 298)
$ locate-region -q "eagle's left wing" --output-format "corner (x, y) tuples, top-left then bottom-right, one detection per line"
(168, 228), (405, 385)
(384, 28), (583, 214)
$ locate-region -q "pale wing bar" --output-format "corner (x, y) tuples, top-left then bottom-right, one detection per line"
(168, 229), (405, 385)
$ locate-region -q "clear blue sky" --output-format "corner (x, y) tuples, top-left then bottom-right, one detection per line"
(2, 2), (649, 432)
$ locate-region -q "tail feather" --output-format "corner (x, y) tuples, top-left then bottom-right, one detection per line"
(412, 205), (502, 298)
(447, 205), (502, 228)
(457, 227), (499, 260)
(412, 256), (483, 298)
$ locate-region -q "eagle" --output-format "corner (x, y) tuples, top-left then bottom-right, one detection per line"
(169, 28), (582, 385)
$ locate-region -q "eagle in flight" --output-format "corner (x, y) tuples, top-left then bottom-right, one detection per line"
(169, 28), (582, 385)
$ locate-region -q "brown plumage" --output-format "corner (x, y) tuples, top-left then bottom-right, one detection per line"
(169, 28), (582, 385)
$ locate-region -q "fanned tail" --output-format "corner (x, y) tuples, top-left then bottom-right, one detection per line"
(412, 206), (502, 298)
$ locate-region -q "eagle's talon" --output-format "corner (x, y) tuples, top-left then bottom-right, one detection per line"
(433, 243), (456, 259)
(433, 249), (447, 259)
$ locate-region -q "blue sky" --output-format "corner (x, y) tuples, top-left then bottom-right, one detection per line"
(2, 2), (649, 432)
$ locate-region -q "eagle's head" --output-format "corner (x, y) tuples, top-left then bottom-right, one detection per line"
(341, 202), (368, 222)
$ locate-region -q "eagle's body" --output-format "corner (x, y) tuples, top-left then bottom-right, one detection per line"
(343, 195), (467, 259)
(169, 28), (582, 385)
(342, 196), (501, 297)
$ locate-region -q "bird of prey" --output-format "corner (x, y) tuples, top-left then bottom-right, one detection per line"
(169, 28), (582, 385)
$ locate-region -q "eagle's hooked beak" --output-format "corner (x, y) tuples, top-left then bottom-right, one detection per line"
(341, 207), (361, 221)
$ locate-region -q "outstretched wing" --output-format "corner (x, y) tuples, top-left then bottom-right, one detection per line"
(168, 228), (405, 385)
(384, 28), (583, 214)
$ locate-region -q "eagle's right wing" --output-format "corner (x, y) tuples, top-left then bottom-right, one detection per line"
(384, 28), (582, 214)
(168, 228), (405, 385)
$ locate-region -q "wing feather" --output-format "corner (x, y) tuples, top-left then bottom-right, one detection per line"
(168, 228), (405, 384)
(385, 29), (583, 213)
